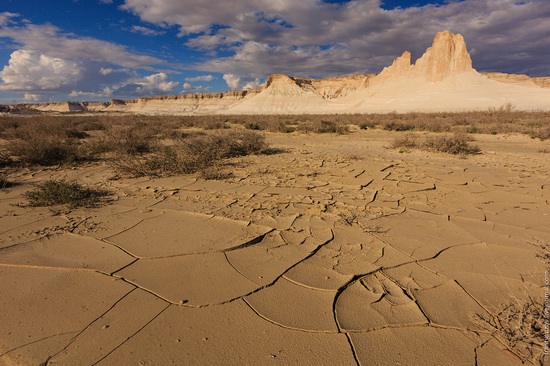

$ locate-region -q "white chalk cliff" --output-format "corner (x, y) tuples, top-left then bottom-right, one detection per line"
(2, 31), (549, 114)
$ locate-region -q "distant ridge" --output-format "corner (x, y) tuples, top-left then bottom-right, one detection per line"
(2, 31), (549, 114)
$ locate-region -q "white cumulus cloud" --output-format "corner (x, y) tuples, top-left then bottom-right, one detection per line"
(0, 50), (83, 92)
(223, 74), (262, 90)
(184, 75), (215, 82)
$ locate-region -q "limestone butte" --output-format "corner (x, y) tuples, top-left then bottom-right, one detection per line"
(1, 31), (549, 114)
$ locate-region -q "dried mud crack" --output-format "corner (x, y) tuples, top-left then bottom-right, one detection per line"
(1, 129), (548, 365)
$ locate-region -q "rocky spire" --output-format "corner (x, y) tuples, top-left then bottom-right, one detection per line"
(414, 31), (473, 82)
(374, 31), (474, 83)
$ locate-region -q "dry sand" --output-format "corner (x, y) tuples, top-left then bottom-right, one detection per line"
(0, 128), (548, 365)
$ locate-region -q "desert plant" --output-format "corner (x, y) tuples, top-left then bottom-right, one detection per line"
(24, 180), (108, 208)
(391, 134), (420, 150)
(101, 123), (158, 155)
(110, 130), (267, 177)
(423, 134), (481, 155)
(476, 297), (545, 365)
(383, 121), (415, 131)
(0, 174), (13, 189)
(7, 135), (82, 165)
(476, 240), (548, 365)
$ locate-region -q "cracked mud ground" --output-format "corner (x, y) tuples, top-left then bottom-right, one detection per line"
(0, 130), (548, 365)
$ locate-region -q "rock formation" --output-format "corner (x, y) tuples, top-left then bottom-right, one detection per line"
(1, 31), (549, 114)
(374, 31), (474, 83)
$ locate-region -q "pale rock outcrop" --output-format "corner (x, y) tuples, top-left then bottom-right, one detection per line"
(414, 31), (473, 82)
(374, 31), (474, 83)
(482, 72), (550, 88)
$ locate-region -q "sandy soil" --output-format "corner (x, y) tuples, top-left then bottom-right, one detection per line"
(0, 129), (548, 365)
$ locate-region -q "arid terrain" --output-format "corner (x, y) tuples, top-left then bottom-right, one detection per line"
(0, 112), (548, 365)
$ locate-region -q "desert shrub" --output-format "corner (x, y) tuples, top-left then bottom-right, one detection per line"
(101, 123), (158, 155)
(391, 134), (419, 149)
(0, 148), (11, 166)
(538, 148), (549, 154)
(336, 124), (350, 134)
(0, 174), (12, 189)
(74, 119), (107, 131)
(298, 120), (339, 133)
(202, 120), (229, 130)
(265, 120), (295, 133)
(63, 128), (90, 139)
(7, 135), (82, 165)
(358, 121), (376, 130)
(383, 121), (415, 131)
(24, 180), (108, 208)
(111, 130), (267, 177)
(530, 126), (550, 140)
(423, 134), (481, 155)
(245, 122), (262, 130)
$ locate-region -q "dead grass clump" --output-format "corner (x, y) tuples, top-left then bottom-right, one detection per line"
(0, 174), (13, 189)
(476, 241), (548, 366)
(298, 120), (349, 134)
(476, 298), (545, 365)
(530, 126), (550, 141)
(7, 134), (83, 165)
(202, 120), (229, 130)
(391, 134), (419, 150)
(111, 130), (267, 177)
(101, 123), (158, 155)
(24, 180), (108, 208)
(0, 148), (11, 167)
(423, 134), (481, 155)
(382, 121), (415, 131)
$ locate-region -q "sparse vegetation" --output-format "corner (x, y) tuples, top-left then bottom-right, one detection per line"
(476, 240), (548, 366)
(477, 298), (545, 365)
(24, 180), (108, 208)
(423, 134), (481, 155)
(0, 174), (12, 189)
(391, 133), (480, 155)
(390, 134), (420, 150)
(110, 130), (267, 177)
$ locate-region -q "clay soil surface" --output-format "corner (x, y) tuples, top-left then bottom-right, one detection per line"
(1, 127), (548, 365)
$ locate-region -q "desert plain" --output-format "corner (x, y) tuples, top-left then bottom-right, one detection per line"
(0, 112), (548, 366)
(0, 30), (549, 366)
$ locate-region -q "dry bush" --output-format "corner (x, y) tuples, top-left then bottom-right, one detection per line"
(0, 173), (13, 189)
(100, 123), (159, 155)
(7, 134), (83, 165)
(298, 120), (347, 133)
(390, 133), (480, 155)
(423, 134), (481, 155)
(111, 130), (267, 177)
(382, 120), (415, 131)
(24, 180), (108, 208)
(0, 148), (11, 166)
(391, 134), (419, 150)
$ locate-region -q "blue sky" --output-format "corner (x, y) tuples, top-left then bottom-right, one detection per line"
(0, 0), (549, 102)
